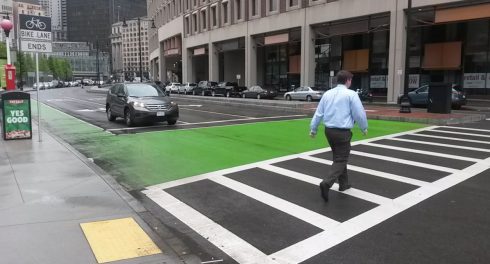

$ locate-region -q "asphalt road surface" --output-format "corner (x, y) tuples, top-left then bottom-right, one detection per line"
(142, 122), (490, 264)
(34, 87), (306, 134)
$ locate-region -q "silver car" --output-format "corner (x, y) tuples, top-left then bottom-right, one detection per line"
(179, 83), (197, 94)
(284, 86), (324, 102)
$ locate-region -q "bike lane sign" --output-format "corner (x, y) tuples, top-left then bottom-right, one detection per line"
(19, 14), (52, 53)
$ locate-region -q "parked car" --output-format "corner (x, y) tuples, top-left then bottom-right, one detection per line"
(194, 81), (218, 96)
(106, 83), (179, 127)
(284, 86), (325, 101)
(33, 82), (45, 90)
(165, 83), (181, 94)
(407, 84), (466, 109)
(241, 86), (278, 99)
(179, 83), (197, 94)
(212, 82), (246, 97)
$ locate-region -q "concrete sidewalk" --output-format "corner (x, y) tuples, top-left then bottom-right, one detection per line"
(0, 124), (184, 264)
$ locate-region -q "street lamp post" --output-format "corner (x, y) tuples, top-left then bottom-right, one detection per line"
(399, 0), (412, 113)
(123, 17), (156, 82)
(0, 16), (16, 91)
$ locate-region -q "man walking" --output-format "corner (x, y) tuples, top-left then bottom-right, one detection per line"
(310, 70), (368, 202)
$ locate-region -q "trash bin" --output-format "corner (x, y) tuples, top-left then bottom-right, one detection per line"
(1, 91), (32, 140)
(428, 83), (452, 114)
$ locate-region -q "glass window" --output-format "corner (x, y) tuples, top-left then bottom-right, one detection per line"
(211, 6), (217, 27)
(270, 0), (277, 12)
(223, 1), (229, 24)
(236, 0), (242, 20)
(127, 84), (165, 96)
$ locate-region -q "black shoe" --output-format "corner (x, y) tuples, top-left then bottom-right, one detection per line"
(319, 182), (330, 202)
(339, 184), (351, 192)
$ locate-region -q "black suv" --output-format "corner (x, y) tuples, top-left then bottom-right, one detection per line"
(194, 81), (218, 96)
(106, 83), (179, 127)
(212, 82), (246, 97)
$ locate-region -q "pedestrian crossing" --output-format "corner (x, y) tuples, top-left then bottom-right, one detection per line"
(143, 125), (490, 264)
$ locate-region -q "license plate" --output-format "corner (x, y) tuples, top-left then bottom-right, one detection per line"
(157, 112), (165, 117)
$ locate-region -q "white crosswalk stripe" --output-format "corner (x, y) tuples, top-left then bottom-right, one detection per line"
(144, 125), (490, 263)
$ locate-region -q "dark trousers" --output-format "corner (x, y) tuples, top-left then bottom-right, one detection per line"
(322, 128), (352, 188)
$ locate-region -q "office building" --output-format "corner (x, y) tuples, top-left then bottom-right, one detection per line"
(39, 0), (67, 41)
(67, 0), (146, 52)
(149, 0), (490, 101)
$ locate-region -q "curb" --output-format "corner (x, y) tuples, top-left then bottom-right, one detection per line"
(32, 119), (191, 263)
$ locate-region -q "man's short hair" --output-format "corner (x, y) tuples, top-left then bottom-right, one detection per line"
(336, 70), (353, 85)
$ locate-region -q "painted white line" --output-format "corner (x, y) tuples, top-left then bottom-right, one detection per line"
(144, 189), (278, 264)
(410, 133), (490, 145)
(365, 142), (482, 163)
(439, 126), (490, 133)
(210, 175), (341, 230)
(429, 129), (490, 138)
(270, 158), (490, 263)
(486, 118), (490, 121)
(350, 150), (458, 174)
(388, 138), (490, 153)
(106, 115), (307, 132)
(300, 156), (428, 187)
(260, 164), (392, 205)
(64, 97), (105, 106)
(180, 107), (254, 119)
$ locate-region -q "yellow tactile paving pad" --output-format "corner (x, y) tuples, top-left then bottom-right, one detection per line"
(80, 217), (162, 263)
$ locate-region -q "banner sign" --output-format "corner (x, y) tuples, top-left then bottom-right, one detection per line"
(2, 99), (32, 140)
(463, 73), (486, 89)
(370, 75), (387, 89)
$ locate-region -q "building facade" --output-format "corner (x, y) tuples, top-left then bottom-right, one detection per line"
(39, 0), (67, 41)
(51, 41), (110, 80)
(149, 0), (490, 102)
(111, 18), (150, 81)
(67, 0), (147, 52)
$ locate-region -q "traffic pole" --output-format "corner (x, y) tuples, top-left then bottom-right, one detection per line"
(36, 53), (42, 142)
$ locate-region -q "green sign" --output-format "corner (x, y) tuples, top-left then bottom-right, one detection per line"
(3, 99), (32, 140)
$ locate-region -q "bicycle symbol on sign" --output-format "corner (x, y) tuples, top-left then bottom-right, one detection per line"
(25, 17), (47, 30)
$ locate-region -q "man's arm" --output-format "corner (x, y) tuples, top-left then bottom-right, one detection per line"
(310, 94), (326, 136)
(350, 94), (368, 134)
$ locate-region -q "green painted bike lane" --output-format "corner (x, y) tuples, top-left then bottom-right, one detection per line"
(31, 100), (426, 190)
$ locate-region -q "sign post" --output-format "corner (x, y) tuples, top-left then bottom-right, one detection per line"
(19, 14), (52, 142)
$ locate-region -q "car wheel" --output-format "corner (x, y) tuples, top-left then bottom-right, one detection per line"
(286, 95), (292, 101)
(226, 91), (231, 98)
(124, 108), (135, 127)
(306, 95), (312, 102)
(106, 106), (116, 121)
(242, 94), (246, 98)
(212, 91), (216, 97)
(257, 94), (261, 100)
(167, 119), (177, 125)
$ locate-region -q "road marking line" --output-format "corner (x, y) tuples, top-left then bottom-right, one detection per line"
(388, 138), (490, 153)
(106, 115), (307, 132)
(350, 150), (459, 173)
(180, 107), (254, 119)
(486, 118), (490, 121)
(260, 164), (393, 205)
(144, 189), (279, 264)
(269, 157), (490, 263)
(439, 126), (490, 133)
(429, 129), (490, 138)
(300, 156), (428, 187)
(210, 175), (341, 230)
(411, 133), (490, 145)
(365, 142), (482, 163)
(65, 97), (105, 106)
